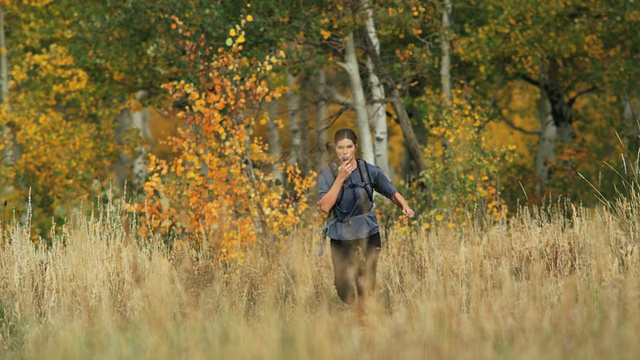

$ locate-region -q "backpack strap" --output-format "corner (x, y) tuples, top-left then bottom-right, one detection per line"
(329, 162), (346, 206)
(325, 159), (375, 221)
(356, 159), (374, 203)
(328, 159), (372, 204)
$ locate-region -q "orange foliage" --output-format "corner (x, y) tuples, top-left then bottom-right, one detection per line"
(127, 17), (315, 262)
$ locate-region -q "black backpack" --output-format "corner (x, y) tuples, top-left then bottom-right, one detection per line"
(328, 158), (374, 221)
(317, 159), (374, 256)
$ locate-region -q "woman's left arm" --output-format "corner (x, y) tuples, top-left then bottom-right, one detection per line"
(369, 164), (415, 218)
(391, 192), (415, 218)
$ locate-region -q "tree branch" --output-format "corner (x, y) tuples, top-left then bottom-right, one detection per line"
(521, 74), (540, 87)
(498, 110), (540, 135)
(328, 87), (352, 106)
(318, 105), (350, 132)
(568, 85), (597, 107)
(335, 61), (349, 73)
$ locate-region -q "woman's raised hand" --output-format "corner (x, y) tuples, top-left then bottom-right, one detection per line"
(337, 159), (354, 181)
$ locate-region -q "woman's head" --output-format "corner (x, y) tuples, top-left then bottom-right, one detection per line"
(334, 128), (358, 145)
(333, 128), (358, 163)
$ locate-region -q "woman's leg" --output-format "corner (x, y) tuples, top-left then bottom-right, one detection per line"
(331, 233), (381, 305)
(330, 238), (363, 304)
(363, 233), (382, 295)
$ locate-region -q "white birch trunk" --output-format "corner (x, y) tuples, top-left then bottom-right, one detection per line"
(131, 91), (152, 187)
(267, 100), (283, 182)
(363, 29), (428, 173)
(1, 7), (16, 201)
(441, 0), (453, 102)
(0, 8), (8, 107)
(114, 91), (152, 189)
(0, 9), (27, 225)
(129, 106), (151, 187)
(287, 73), (301, 167)
(557, 119), (574, 147)
(364, 0), (389, 175)
(440, 0), (453, 197)
(299, 78), (310, 174)
(535, 88), (556, 195)
(340, 32), (375, 164)
(316, 68), (329, 170)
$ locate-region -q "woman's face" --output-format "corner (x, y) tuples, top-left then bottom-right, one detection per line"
(335, 138), (356, 163)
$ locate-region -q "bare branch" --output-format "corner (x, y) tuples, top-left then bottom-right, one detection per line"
(568, 85), (597, 107)
(317, 105), (350, 133)
(521, 74), (540, 87)
(498, 110), (540, 135)
(335, 61), (349, 73)
(328, 87), (352, 106)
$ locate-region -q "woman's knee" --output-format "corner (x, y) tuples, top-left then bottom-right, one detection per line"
(334, 267), (357, 304)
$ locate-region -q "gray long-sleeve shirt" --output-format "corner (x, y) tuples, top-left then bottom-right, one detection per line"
(318, 161), (398, 240)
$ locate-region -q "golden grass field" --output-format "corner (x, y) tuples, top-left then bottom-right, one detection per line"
(1, 197), (639, 360)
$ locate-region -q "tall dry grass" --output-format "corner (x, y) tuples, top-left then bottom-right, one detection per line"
(1, 196), (639, 360)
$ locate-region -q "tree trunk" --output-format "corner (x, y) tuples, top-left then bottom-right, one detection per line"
(316, 68), (329, 171)
(0, 8), (8, 108)
(0, 7), (17, 201)
(622, 97), (639, 180)
(535, 86), (555, 196)
(130, 106), (151, 187)
(362, 29), (428, 174)
(440, 0), (453, 103)
(299, 75), (310, 174)
(440, 0), (453, 196)
(339, 32), (375, 164)
(114, 91), (152, 189)
(267, 100), (283, 182)
(534, 60), (577, 146)
(364, 0), (390, 175)
(287, 73), (301, 167)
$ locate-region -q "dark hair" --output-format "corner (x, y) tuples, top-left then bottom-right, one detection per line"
(333, 128), (358, 145)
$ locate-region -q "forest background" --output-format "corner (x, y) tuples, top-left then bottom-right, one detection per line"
(1, 0), (640, 257)
(2, 1), (640, 358)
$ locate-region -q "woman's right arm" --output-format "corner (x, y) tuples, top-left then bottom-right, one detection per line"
(318, 162), (353, 213)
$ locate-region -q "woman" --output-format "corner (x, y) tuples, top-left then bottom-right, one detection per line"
(318, 128), (415, 305)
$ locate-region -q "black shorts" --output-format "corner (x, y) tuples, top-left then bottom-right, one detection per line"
(330, 232), (381, 252)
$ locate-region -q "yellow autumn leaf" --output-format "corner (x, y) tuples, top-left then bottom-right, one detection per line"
(229, 28), (236, 36)
(237, 35), (246, 44)
(320, 29), (331, 40)
(246, 15), (253, 22)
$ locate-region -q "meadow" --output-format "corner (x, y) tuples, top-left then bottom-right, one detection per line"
(1, 195), (639, 360)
